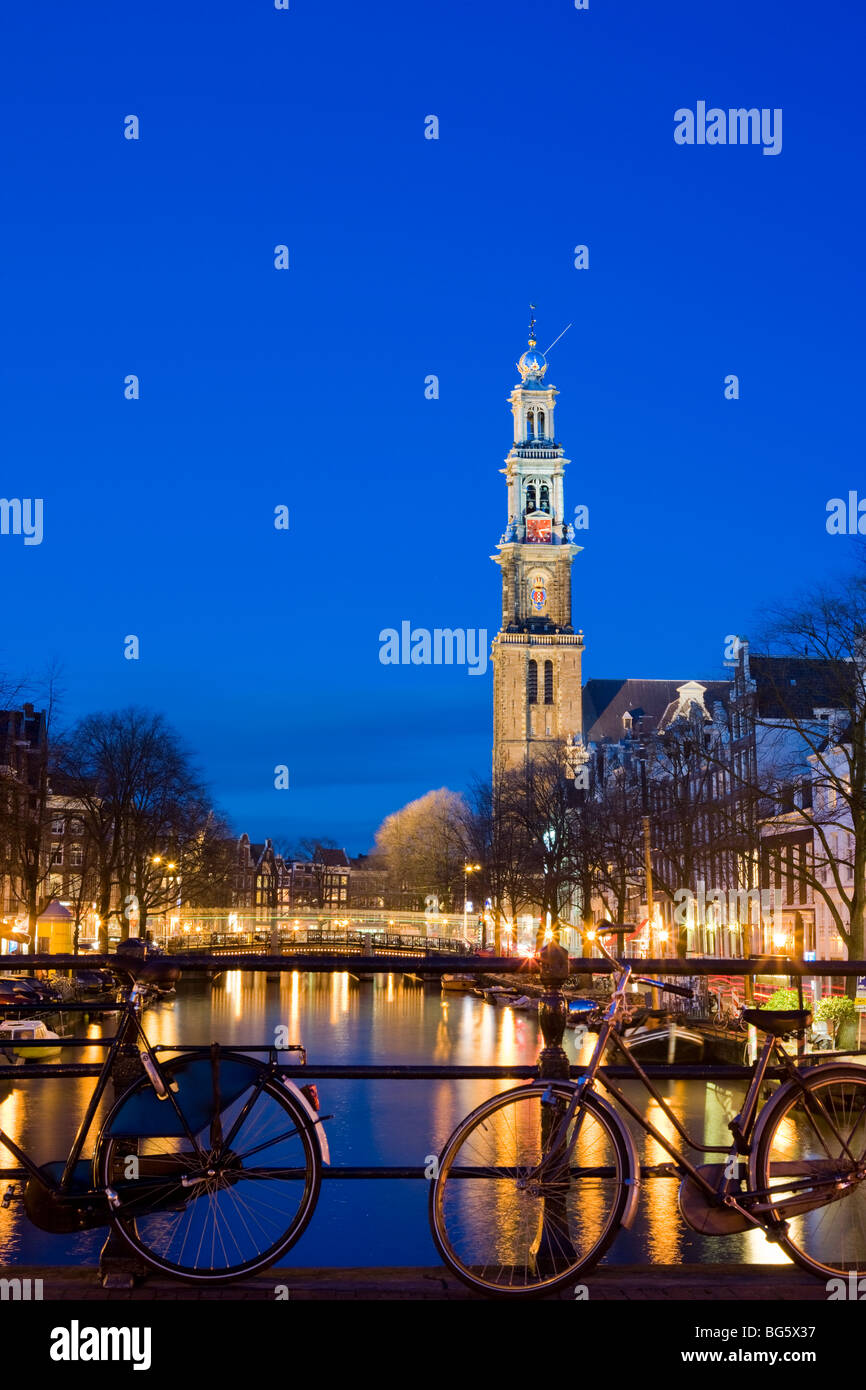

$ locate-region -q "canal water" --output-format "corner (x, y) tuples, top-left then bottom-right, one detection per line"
(0, 972), (793, 1270)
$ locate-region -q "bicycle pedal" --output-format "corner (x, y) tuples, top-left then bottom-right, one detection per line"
(764, 1221), (789, 1242)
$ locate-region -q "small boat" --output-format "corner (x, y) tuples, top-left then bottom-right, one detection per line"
(441, 974), (476, 993)
(486, 988), (535, 1009)
(487, 992), (536, 1011)
(0, 1019), (62, 1060)
(508, 995), (536, 1012)
(625, 1022), (705, 1063)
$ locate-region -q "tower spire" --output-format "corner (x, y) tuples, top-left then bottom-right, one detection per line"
(491, 314), (584, 774)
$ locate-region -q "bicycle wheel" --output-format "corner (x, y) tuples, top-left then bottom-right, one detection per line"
(429, 1082), (632, 1297)
(753, 1064), (866, 1277)
(94, 1052), (321, 1283)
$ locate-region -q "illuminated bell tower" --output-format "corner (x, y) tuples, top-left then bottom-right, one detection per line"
(491, 313), (585, 772)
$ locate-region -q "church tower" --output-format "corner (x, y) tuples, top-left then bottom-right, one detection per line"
(492, 314), (585, 773)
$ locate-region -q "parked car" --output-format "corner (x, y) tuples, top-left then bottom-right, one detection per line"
(73, 969), (117, 995)
(0, 978), (41, 1006)
(0, 976), (61, 1006)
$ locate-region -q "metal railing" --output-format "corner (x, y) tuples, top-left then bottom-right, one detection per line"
(164, 930), (471, 956)
(0, 951), (862, 1189)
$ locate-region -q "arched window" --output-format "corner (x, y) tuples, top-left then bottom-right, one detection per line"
(526, 409), (535, 437)
(525, 484), (536, 513)
(537, 409), (545, 436)
(544, 660), (554, 704)
(528, 660), (538, 704)
(539, 484), (550, 513)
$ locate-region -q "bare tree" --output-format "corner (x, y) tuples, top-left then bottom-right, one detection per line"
(585, 776), (645, 928)
(502, 745), (583, 949)
(461, 772), (532, 950)
(740, 567), (866, 988)
(373, 789), (467, 911)
(54, 707), (226, 947)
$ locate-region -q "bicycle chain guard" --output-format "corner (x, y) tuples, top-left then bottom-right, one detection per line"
(677, 1164), (754, 1234)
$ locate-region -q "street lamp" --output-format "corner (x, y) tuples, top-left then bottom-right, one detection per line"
(463, 864), (482, 942)
(150, 853), (180, 942)
(636, 746), (658, 961)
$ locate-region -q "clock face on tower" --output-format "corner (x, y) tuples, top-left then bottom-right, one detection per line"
(526, 515), (552, 543)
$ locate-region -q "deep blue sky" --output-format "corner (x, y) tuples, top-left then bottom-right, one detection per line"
(0, 0), (863, 851)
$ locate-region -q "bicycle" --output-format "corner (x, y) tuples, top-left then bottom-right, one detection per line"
(0, 958), (329, 1284)
(429, 925), (866, 1296)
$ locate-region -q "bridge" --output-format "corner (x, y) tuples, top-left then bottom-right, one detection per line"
(165, 927), (474, 958)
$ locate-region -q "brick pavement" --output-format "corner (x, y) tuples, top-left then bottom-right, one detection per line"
(4, 1263), (828, 1301)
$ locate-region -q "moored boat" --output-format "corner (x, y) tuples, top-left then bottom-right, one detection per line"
(0, 1019), (62, 1060)
(441, 974), (476, 993)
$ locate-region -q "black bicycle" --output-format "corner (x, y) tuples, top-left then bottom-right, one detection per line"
(0, 958), (328, 1284)
(430, 926), (866, 1296)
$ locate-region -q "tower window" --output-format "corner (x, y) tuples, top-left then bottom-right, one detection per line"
(544, 660), (554, 704)
(526, 410), (535, 438)
(525, 484), (536, 513)
(537, 409), (545, 436)
(540, 484), (550, 513)
(528, 660), (538, 704)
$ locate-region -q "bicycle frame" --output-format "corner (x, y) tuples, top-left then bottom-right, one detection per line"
(0, 975), (207, 1197)
(542, 935), (819, 1225)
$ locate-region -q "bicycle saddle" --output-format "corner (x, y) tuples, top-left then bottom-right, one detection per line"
(741, 1007), (811, 1037)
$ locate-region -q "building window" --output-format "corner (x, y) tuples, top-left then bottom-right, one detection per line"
(537, 409), (545, 436)
(50, 842), (63, 866)
(539, 484), (550, 513)
(51, 817), (64, 836)
(526, 410), (535, 437)
(70, 844), (83, 868)
(68, 818), (84, 835)
(544, 660), (554, 704)
(525, 484), (536, 513)
(528, 660), (538, 704)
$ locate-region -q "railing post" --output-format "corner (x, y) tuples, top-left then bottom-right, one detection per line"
(531, 937), (576, 1278)
(537, 938), (571, 1082)
(98, 1032), (150, 1288)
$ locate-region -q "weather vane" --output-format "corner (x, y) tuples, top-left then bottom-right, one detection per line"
(528, 304), (537, 346)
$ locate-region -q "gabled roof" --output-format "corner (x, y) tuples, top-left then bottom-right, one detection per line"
(584, 678), (729, 743)
(316, 846), (350, 868)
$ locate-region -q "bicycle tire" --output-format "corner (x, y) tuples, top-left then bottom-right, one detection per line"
(429, 1082), (633, 1297)
(93, 1051), (321, 1283)
(752, 1063), (866, 1278)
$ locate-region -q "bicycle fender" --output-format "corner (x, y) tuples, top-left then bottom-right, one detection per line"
(280, 1077), (330, 1165)
(583, 1089), (640, 1229)
(748, 1062), (866, 1193)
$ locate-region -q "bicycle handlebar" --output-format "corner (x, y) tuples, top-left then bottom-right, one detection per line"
(588, 927), (694, 1001)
